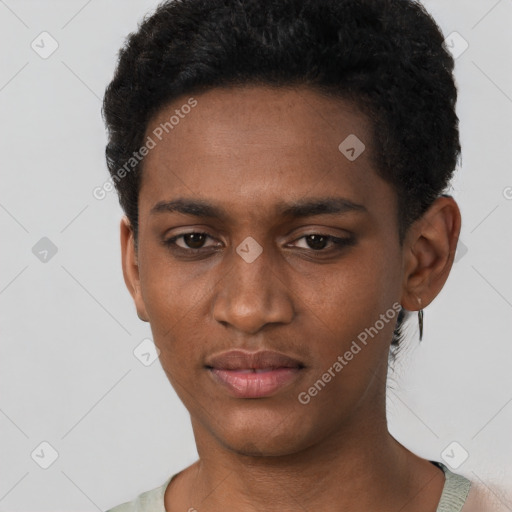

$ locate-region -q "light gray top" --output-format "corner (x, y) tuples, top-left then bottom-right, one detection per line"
(105, 461), (471, 512)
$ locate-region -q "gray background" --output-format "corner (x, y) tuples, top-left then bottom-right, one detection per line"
(0, 0), (511, 510)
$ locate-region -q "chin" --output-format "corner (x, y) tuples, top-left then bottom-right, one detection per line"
(213, 409), (320, 458)
(223, 435), (307, 458)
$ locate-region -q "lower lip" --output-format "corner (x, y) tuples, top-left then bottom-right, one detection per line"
(208, 367), (302, 398)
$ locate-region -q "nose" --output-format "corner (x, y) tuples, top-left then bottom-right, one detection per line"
(212, 240), (294, 334)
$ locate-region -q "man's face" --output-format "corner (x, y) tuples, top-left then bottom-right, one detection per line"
(125, 85), (405, 456)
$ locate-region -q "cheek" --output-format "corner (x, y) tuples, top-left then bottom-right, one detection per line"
(299, 244), (401, 361)
(139, 248), (204, 329)
(138, 259), (208, 376)
(306, 245), (397, 316)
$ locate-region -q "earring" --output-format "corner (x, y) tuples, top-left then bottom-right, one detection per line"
(417, 297), (424, 342)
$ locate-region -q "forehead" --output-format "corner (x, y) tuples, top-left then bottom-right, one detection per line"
(139, 85), (394, 222)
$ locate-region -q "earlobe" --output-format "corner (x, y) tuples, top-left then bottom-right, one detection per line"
(400, 195), (461, 312)
(120, 216), (150, 322)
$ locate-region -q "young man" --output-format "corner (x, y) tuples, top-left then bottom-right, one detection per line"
(102, 0), (496, 510)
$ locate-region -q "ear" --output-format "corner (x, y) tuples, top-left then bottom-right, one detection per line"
(400, 195), (461, 311)
(120, 216), (149, 322)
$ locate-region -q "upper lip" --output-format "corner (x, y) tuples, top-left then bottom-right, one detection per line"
(205, 350), (305, 370)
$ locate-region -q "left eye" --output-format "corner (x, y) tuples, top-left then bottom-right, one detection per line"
(291, 234), (354, 251)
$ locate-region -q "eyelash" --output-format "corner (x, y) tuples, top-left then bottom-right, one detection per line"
(163, 232), (355, 255)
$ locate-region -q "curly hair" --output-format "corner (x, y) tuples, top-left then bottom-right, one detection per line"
(102, 0), (460, 356)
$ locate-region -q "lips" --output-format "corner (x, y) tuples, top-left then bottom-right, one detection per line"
(205, 350), (305, 398)
(205, 349), (305, 371)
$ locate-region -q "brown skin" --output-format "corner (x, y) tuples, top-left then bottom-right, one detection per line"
(120, 85), (461, 512)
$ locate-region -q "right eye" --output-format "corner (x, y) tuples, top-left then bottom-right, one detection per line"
(163, 232), (220, 253)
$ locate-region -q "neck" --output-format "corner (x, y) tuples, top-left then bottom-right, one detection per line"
(166, 402), (445, 512)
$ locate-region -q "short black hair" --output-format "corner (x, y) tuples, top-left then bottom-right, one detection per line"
(102, 0), (460, 355)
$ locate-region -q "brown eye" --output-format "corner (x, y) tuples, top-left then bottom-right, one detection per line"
(180, 233), (207, 249)
(292, 234), (355, 251)
(304, 234), (329, 250)
(164, 232), (217, 251)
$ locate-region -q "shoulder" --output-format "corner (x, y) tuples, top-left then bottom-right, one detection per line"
(104, 475), (174, 512)
(432, 461), (510, 512)
(462, 479), (511, 512)
(433, 461), (471, 511)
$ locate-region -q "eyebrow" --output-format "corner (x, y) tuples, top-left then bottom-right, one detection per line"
(150, 197), (367, 220)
